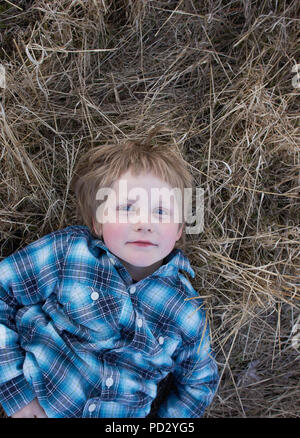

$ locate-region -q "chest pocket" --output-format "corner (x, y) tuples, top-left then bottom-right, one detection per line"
(146, 317), (181, 359)
(58, 282), (123, 334)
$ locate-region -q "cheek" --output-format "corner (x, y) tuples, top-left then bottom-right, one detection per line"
(159, 224), (181, 246)
(102, 223), (128, 248)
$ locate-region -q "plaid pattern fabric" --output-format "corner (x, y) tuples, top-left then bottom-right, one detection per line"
(0, 225), (218, 418)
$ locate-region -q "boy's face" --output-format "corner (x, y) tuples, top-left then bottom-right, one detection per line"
(93, 169), (183, 281)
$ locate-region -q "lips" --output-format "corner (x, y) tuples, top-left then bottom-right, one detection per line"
(127, 241), (157, 246)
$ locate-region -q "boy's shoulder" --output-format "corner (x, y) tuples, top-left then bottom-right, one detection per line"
(166, 271), (207, 342)
(177, 270), (206, 310)
(154, 248), (204, 312)
(32, 225), (91, 247)
(2, 225), (91, 261)
(52, 225), (91, 238)
(146, 258), (206, 342)
(177, 272), (208, 341)
(162, 248), (202, 307)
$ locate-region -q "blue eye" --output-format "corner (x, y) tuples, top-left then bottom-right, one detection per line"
(155, 207), (167, 215)
(118, 203), (134, 211)
(117, 204), (169, 215)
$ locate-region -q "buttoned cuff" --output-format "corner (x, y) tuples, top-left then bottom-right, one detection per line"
(0, 374), (36, 417)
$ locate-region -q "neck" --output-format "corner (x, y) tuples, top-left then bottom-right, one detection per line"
(121, 258), (164, 282)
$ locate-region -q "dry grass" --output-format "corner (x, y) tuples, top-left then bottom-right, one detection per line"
(0, 0), (299, 418)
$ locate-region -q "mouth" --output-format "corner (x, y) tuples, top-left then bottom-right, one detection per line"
(127, 241), (157, 247)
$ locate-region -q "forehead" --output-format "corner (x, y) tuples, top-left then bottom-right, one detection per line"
(112, 169), (173, 191)
(109, 170), (182, 207)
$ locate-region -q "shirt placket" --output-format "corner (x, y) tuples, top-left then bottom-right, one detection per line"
(82, 273), (138, 418)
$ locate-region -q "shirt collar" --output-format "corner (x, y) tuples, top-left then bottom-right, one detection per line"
(158, 248), (195, 279)
(89, 234), (195, 280)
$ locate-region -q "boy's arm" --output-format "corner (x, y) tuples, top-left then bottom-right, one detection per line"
(0, 229), (69, 416)
(156, 310), (219, 418)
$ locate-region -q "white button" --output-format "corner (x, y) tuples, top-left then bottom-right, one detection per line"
(88, 403), (96, 413)
(91, 291), (99, 301)
(137, 318), (143, 328)
(159, 336), (164, 345)
(129, 286), (136, 294)
(109, 257), (115, 265)
(106, 377), (114, 387)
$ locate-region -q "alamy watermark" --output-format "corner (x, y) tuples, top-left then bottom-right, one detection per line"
(291, 315), (300, 352)
(95, 181), (204, 235)
(0, 64), (6, 89)
(291, 64), (300, 89)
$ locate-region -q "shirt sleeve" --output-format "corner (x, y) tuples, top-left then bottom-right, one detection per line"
(156, 307), (219, 418)
(0, 228), (69, 416)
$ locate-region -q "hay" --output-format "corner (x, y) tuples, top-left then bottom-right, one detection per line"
(0, 0), (299, 418)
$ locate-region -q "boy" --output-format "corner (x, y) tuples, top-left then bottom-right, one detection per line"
(0, 131), (218, 418)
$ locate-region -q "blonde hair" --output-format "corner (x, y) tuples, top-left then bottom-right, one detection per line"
(71, 127), (194, 249)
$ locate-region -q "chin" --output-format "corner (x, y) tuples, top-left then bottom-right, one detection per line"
(128, 258), (156, 267)
(125, 255), (159, 266)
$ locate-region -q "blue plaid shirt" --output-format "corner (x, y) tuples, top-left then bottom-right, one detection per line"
(0, 225), (218, 418)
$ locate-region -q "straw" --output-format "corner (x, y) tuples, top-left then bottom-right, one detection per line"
(0, 0), (299, 418)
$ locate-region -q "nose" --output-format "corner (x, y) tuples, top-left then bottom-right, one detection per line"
(131, 210), (154, 232)
(133, 221), (153, 232)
